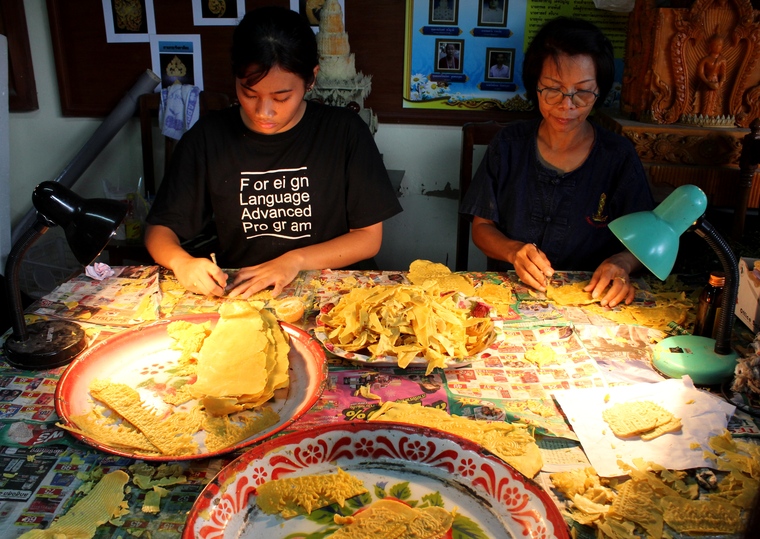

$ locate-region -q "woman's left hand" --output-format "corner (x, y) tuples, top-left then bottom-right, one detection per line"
(585, 252), (639, 308)
(227, 252), (302, 299)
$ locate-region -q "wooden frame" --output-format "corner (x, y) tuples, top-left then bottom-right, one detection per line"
(1, 0), (38, 112)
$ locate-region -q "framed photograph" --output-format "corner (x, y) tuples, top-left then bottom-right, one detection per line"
(477, 0), (507, 28)
(428, 0), (458, 26)
(192, 0), (245, 26)
(149, 35), (204, 91)
(484, 48), (514, 82)
(291, 0), (345, 32)
(102, 0), (156, 43)
(435, 39), (464, 73)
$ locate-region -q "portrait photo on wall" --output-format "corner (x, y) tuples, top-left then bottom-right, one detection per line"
(435, 39), (464, 73)
(485, 48), (514, 81)
(429, 0), (459, 26)
(478, 0), (507, 27)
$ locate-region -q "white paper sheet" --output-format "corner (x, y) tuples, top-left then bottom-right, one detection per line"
(554, 377), (735, 477)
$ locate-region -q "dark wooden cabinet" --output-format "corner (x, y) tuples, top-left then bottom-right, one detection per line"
(596, 108), (759, 239)
(1, 0), (38, 112)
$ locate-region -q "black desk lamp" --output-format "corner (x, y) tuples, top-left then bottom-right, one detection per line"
(3, 182), (127, 369)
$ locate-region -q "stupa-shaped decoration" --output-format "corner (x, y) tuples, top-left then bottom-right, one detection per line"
(306, 0), (377, 133)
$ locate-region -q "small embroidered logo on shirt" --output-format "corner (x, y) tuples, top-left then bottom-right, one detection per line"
(591, 193), (608, 223)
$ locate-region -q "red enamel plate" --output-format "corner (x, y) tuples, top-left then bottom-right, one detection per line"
(55, 313), (328, 460)
(184, 422), (570, 539)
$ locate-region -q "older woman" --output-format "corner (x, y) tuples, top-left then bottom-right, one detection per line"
(460, 17), (653, 308)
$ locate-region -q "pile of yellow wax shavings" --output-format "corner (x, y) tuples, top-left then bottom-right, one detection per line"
(18, 461), (191, 538)
(549, 430), (759, 538)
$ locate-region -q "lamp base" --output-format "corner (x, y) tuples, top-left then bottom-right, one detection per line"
(3, 320), (86, 370)
(653, 335), (738, 386)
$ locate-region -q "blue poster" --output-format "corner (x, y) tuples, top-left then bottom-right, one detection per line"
(403, 0), (628, 112)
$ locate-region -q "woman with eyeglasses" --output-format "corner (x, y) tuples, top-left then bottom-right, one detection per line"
(460, 17), (653, 308)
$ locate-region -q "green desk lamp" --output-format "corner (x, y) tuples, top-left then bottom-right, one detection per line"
(608, 184), (738, 385)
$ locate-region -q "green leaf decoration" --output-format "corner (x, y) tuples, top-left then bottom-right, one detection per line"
(284, 529), (336, 539)
(421, 491), (445, 507)
(345, 491), (372, 510)
(451, 513), (488, 539)
(135, 377), (155, 389)
(170, 377), (190, 389)
(374, 484), (387, 498)
(304, 504), (343, 525)
(388, 481), (412, 501)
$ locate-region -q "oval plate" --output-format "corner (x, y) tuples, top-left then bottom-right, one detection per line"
(184, 422), (569, 539)
(314, 294), (494, 369)
(55, 313), (328, 460)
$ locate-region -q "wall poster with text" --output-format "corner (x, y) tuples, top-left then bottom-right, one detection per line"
(403, 0), (629, 113)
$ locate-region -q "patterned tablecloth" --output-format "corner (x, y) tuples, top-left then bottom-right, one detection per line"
(0, 267), (756, 538)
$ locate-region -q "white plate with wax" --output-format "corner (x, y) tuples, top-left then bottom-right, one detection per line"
(183, 422), (569, 539)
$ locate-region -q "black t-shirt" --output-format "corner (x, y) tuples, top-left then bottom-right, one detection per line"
(147, 102), (402, 268)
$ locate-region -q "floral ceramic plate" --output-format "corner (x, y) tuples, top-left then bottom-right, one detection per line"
(313, 294), (495, 369)
(55, 313), (328, 460)
(183, 422), (569, 539)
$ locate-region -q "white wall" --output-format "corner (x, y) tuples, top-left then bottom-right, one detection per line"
(9, 0), (470, 272)
(375, 124), (461, 196)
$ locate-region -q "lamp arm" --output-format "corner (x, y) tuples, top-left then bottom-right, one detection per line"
(4, 219), (49, 343)
(11, 70), (160, 246)
(693, 218), (738, 355)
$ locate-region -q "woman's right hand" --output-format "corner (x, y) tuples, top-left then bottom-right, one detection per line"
(145, 224), (228, 296)
(173, 257), (228, 297)
(471, 218), (553, 291)
(513, 243), (554, 292)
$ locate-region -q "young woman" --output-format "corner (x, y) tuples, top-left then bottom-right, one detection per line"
(460, 17), (654, 308)
(146, 7), (402, 298)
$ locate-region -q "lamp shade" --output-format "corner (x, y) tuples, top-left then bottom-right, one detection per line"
(32, 182), (128, 266)
(608, 185), (708, 280)
(3, 182), (128, 370)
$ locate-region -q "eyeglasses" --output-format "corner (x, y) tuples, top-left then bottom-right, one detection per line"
(536, 86), (599, 107)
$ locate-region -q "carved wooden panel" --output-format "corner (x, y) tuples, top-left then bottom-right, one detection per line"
(624, 130), (741, 166)
(595, 108), (759, 239)
(621, 0), (760, 127)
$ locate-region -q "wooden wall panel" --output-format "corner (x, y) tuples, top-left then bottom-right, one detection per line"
(47, 0), (534, 125)
(2, 0), (38, 111)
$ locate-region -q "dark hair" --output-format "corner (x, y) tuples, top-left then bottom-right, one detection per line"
(232, 6), (319, 87)
(522, 17), (615, 108)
